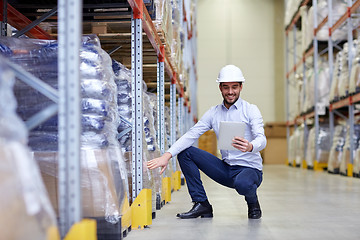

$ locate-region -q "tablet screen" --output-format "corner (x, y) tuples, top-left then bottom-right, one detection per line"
(218, 121), (246, 150)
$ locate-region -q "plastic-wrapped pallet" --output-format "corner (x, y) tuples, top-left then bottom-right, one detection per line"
(284, 0), (302, 26)
(349, 39), (360, 94)
(304, 0), (347, 51)
(338, 42), (357, 99)
(171, 0), (183, 72)
(112, 60), (162, 212)
(329, 51), (343, 102)
(0, 36), (128, 236)
(153, 0), (173, 48)
(302, 59), (330, 114)
(295, 125), (305, 167)
(353, 144), (360, 177)
(302, 67), (314, 113)
(305, 125), (331, 168)
(305, 127), (315, 168)
(339, 124), (360, 176)
(328, 124), (346, 173)
(143, 91), (162, 212)
(288, 133), (297, 166)
(0, 56), (59, 240)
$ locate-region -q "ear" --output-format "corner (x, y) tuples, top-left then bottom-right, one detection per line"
(219, 83), (222, 90)
(239, 83), (243, 91)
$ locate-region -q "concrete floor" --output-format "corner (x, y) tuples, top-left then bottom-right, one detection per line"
(125, 165), (360, 240)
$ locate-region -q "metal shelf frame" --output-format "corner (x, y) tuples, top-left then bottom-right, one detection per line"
(2, 0), (197, 236)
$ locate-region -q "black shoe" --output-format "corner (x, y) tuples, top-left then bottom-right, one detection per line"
(176, 202), (213, 219)
(248, 201), (262, 219)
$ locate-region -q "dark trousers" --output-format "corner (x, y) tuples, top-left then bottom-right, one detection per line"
(177, 146), (263, 204)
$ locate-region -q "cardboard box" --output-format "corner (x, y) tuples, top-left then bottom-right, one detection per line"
(0, 141), (57, 240)
(264, 122), (287, 138)
(262, 138), (288, 164)
(198, 130), (217, 155)
(34, 149), (121, 219)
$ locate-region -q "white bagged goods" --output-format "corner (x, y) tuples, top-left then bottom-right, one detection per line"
(328, 124), (346, 173)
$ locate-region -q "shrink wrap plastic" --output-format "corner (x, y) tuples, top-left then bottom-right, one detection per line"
(339, 124), (360, 175)
(0, 57), (58, 240)
(0, 35), (119, 150)
(328, 125), (346, 173)
(284, 0), (302, 26)
(329, 51), (343, 102)
(0, 35), (127, 224)
(305, 125), (331, 167)
(112, 60), (162, 206)
(302, 60), (330, 113)
(288, 133), (297, 165)
(349, 40), (360, 94)
(302, 0), (348, 52)
(295, 126), (305, 166)
(338, 42), (357, 99)
(154, 0), (173, 48)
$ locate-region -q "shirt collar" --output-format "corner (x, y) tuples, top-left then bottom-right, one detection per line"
(221, 97), (243, 110)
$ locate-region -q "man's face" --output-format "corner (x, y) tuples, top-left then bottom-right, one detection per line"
(219, 82), (242, 108)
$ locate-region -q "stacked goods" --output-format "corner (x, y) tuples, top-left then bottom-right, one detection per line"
(339, 124), (360, 176)
(328, 125), (346, 174)
(112, 60), (162, 212)
(153, 0), (173, 48)
(338, 42), (357, 99)
(300, 0), (347, 52)
(288, 133), (297, 166)
(353, 138), (360, 177)
(330, 41), (359, 102)
(0, 56), (58, 240)
(284, 0), (302, 27)
(349, 39), (360, 94)
(0, 36), (128, 236)
(294, 126), (305, 167)
(170, 0), (183, 72)
(329, 50), (343, 102)
(301, 59), (330, 114)
(305, 125), (331, 168)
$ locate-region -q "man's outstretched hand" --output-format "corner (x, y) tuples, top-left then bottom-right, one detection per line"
(147, 152), (172, 174)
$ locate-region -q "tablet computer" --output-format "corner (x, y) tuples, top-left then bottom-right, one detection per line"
(218, 121), (246, 151)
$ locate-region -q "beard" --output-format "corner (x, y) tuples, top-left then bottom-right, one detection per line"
(222, 93), (239, 106)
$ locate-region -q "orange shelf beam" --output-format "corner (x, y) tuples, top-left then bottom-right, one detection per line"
(127, 0), (187, 106)
(0, 1), (53, 40)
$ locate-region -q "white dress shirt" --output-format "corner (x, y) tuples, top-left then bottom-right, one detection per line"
(167, 97), (267, 171)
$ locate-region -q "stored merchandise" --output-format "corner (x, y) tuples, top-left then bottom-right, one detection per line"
(0, 56), (58, 240)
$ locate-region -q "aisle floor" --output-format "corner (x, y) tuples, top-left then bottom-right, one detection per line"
(125, 165), (360, 240)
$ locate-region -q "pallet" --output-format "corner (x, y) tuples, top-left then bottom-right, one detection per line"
(90, 217), (123, 240)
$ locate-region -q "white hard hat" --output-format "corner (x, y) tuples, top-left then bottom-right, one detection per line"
(216, 65), (245, 83)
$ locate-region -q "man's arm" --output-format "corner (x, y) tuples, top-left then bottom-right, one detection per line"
(147, 107), (215, 173)
(248, 105), (267, 152)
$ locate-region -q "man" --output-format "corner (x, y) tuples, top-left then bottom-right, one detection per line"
(147, 64), (266, 219)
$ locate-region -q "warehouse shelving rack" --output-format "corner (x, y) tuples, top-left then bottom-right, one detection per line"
(0, 0), (197, 238)
(285, 0), (360, 175)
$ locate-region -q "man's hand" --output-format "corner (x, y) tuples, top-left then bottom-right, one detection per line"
(147, 152), (172, 174)
(232, 137), (253, 152)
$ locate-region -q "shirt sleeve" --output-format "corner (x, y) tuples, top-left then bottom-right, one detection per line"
(248, 104), (267, 153)
(167, 108), (214, 157)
